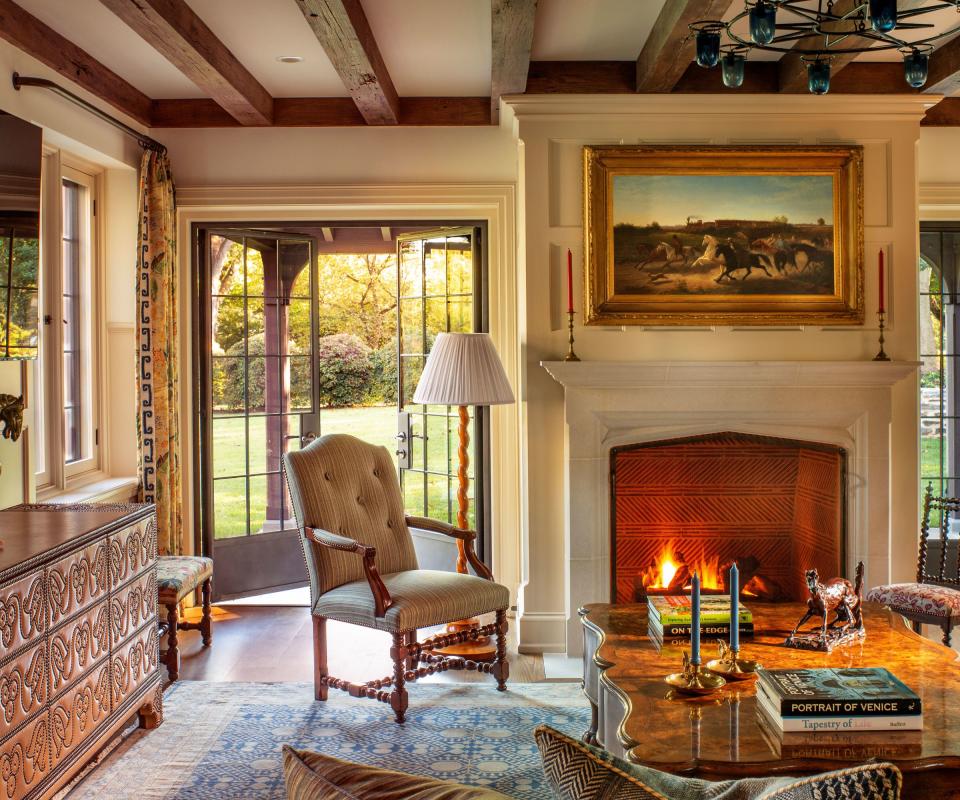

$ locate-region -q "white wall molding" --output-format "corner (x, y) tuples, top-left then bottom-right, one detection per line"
(175, 183), (522, 605)
(920, 183), (960, 220)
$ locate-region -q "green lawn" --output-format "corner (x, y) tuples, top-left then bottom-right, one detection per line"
(211, 405), (473, 539)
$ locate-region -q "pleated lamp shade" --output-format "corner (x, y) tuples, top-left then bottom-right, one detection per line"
(413, 333), (515, 406)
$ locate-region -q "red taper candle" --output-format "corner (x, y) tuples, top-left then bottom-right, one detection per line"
(567, 249), (574, 313)
(878, 249), (885, 314)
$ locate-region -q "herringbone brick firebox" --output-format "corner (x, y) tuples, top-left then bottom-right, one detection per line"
(611, 432), (845, 604)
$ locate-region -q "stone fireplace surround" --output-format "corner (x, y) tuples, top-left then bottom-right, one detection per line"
(542, 360), (918, 656)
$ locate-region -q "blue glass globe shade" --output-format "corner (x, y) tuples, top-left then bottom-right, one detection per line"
(807, 60), (831, 95)
(869, 0), (897, 33)
(721, 52), (746, 88)
(904, 50), (929, 89)
(696, 30), (721, 68)
(749, 1), (777, 45)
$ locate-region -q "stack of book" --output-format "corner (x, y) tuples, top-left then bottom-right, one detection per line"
(646, 594), (753, 644)
(756, 668), (923, 734)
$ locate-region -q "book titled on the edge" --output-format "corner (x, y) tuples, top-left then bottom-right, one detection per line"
(650, 620), (755, 638)
(647, 595), (752, 625)
(757, 668), (922, 718)
(756, 688), (922, 733)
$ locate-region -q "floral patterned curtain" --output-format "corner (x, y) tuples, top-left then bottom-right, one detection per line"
(136, 148), (182, 555)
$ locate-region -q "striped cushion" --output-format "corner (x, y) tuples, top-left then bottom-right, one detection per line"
(156, 556), (213, 604)
(313, 569), (509, 633)
(534, 726), (901, 800)
(281, 745), (514, 799)
(283, 435), (418, 599)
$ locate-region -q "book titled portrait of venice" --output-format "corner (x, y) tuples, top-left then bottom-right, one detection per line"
(611, 174), (835, 297)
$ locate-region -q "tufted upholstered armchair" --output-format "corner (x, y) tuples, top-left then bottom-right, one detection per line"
(282, 433), (510, 723)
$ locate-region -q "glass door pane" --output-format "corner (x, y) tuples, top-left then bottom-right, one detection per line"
(397, 228), (482, 531)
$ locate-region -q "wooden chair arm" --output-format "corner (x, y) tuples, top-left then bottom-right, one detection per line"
(306, 527), (394, 617)
(405, 516), (494, 581)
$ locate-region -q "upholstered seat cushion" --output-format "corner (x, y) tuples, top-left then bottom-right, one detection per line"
(313, 569), (510, 633)
(156, 556), (213, 604)
(535, 725), (902, 800)
(282, 745), (513, 799)
(866, 583), (960, 619)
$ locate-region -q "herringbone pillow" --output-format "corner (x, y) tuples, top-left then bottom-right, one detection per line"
(534, 726), (901, 800)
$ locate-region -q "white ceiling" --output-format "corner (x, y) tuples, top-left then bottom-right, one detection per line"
(11, 0), (960, 100)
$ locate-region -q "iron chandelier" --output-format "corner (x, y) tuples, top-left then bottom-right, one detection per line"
(690, 1), (960, 94)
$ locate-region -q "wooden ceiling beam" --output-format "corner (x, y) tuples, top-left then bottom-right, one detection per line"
(491, 0), (538, 121)
(149, 97), (491, 127)
(294, 0), (399, 125)
(636, 0), (737, 92)
(98, 0), (273, 125)
(925, 30), (960, 95)
(0, 0), (153, 126)
(921, 97), (960, 126)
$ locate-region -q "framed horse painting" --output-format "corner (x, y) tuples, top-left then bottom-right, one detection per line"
(582, 145), (864, 326)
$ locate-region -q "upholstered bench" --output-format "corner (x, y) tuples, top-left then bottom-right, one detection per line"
(157, 555), (214, 682)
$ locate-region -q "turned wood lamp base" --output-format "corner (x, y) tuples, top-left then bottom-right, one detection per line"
(431, 405), (498, 663)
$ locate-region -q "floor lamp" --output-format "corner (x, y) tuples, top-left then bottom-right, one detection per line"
(413, 332), (515, 661)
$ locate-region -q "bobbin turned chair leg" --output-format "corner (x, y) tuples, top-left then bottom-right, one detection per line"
(164, 603), (180, 683)
(493, 609), (509, 692)
(390, 631), (409, 724)
(314, 616), (329, 701)
(200, 578), (213, 646)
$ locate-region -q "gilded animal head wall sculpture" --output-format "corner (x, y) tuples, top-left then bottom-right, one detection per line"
(0, 395), (24, 442)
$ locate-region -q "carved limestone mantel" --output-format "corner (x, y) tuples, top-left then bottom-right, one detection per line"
(540, 359), (919, 656)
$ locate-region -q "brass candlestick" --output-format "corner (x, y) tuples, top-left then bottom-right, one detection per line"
(665, 651), (726, 695)
(564, 309), (580, 362)
(873, 310), (890, 362)
(705, 640), (760, 681)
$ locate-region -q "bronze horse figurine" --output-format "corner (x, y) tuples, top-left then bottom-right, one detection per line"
(789, 561), (865, 643)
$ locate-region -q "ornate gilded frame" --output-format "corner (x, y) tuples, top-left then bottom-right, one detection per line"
(583, 145), (864, 326)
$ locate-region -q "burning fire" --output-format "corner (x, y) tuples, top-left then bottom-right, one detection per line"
(643, 543), (723, 591)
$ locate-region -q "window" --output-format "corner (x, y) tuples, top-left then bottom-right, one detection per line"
(919, 224), (958, 502)
(35, 160), (100, 492)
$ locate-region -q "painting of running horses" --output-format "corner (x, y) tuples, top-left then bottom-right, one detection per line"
(583, 145), (864, 326)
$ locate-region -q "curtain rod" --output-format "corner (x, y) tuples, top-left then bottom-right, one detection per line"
(11, 72), (166, 153)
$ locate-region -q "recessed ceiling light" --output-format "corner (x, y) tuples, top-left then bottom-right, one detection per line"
(276, 56), (304, 64)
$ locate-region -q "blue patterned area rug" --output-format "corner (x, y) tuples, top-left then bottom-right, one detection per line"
(67, 681), (589, 800)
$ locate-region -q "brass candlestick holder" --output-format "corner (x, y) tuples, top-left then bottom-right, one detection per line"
(564, 309), (580, 362)
(873, 310), (890, 362)
(705, 640), (761, 681)
(665, 651), (726, 696)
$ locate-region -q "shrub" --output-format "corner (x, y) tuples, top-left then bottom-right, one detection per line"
(368, 344), (398, 404)
(317, 333), (372, 407)
(216, 333), (302, 412)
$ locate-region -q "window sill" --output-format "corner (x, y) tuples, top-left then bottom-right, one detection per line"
(37, 475), (139, 505)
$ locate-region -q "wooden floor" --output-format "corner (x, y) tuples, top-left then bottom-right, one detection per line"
(177, 605), (546, 684)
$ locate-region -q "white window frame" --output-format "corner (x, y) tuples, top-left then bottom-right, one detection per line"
(35, 152), (103, 496)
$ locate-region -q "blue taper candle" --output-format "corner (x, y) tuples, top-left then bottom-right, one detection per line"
(730, 562), (740, 651)
(691, 572), (701, 665)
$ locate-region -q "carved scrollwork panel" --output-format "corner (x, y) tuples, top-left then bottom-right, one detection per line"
(0, 642), (46, 741)
(0, 714), (49, 799)
(48, 661), (112, 770)
(48, 543), (109, 627)
(110, 571), (157, 649)
(0, 574), (46, 654)
(110, 625), (159, 709)
(109, 519), (154, 589)
(48, 600), (108, 695)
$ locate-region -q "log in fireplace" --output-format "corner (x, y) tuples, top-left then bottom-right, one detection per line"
(611, 432), (845, 603)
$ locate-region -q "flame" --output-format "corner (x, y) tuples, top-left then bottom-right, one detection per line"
(644, 544), (724, 591)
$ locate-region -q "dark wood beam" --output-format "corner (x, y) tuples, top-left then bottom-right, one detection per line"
(921, 98), (960, 126)
(491, 0), (538, 121)
(150, 97), (491, 127)
(0, 0), (153, 125)
(636, 0), (736, 92)
(98, 0), (273, 126)
(526, 61), (635, 93)
(779, 0), (925, 93)
(925, 30), (960, 95)
(294, 0), (399, 125)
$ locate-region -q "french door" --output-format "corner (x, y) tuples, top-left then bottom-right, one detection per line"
(395, 227), (489, 560)
(197, 229), (317, 600)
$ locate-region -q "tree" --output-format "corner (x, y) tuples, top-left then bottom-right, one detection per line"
(816, 217), (826, 226)
(772, 215), (789, 225)
(317, 254), (397, 350)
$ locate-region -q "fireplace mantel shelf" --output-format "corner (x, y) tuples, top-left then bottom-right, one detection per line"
(541, 360), (918, 390)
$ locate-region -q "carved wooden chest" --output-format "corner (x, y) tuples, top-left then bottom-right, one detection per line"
(0, 503), (162, 799)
